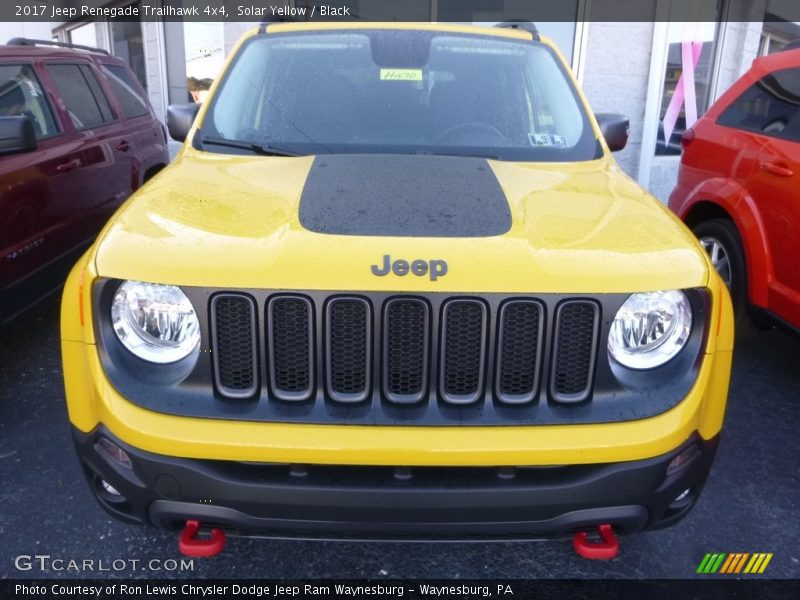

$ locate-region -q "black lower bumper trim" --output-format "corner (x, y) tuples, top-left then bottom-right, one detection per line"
(72, 426), (719, 540)
(149, 501), (649, 541)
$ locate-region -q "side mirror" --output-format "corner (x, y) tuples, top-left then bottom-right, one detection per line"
(595, 113), (629, 152)
(0, 116), (37, 155)
(167, 103), (201, 142)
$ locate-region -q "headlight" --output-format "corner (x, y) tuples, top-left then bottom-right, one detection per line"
(608, 290), (692, 370)
(111, 280), (200, 364)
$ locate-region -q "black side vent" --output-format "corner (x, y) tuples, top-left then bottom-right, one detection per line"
(496, 300), (544, 404)
(326, 297), (371, 402)
(439, 299), (487, 404)
(210, 294), (258, 399)
(268, 296), (313, 401)
(383, 298), (429, 404)
(551, 300), (600, 403)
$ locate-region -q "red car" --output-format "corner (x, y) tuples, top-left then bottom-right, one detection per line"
(1, 39), (168, 325)
(669, 44), (800, 337)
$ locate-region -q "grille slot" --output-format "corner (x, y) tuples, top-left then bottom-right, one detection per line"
(496, 300), (544, 404)
(551, 300), (599, 403)
(210, 294), (258, 399)
(326, 297), (371, 402)
(439, 299), (487, 404)
(383, 298), (429, 403)
(268, 296), (313, 401)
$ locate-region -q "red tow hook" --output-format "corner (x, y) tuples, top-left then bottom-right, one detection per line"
(572, 524), (619, 560)
(178, 520), (226, 557)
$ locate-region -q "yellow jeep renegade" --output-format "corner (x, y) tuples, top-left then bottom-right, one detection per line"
(61, 22), (733, 552)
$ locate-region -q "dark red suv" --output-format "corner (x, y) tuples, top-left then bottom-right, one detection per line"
(1, 39), (168, 324)
(669, 45), (800, 337)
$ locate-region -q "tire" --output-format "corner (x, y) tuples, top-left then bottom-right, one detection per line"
(692, 218), (759, 341)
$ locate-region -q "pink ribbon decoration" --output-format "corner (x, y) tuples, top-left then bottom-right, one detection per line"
(662, 25), (703, 146)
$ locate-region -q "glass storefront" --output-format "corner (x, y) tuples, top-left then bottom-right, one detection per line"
(68, 22), (97, 48)
(110, 2), (146, 89)
(183, 22), (224, 103)
(297, 0), (581, 62)
(655, 0), (724, 155)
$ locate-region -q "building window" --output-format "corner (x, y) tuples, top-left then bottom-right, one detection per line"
(759, 0), (800, 56)
(655, 1), (724, 155)
(110, 2), (146, 90)
(439, 0), (581, 65)
(68, 23), (97, 49)
(759, 31), (790, 55)
(759, 24), (800, 56)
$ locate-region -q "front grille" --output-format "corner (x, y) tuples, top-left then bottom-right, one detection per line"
(384, 298), (429, 403)
(268, 296), (313, 401)
(210, 294), (258, 398)
(208, 292), (605, 420)
(326, 297), (371, 402)
(551, 301), (600, 402)
(440, 300), (487, 404)
(496, 300), (543, 404)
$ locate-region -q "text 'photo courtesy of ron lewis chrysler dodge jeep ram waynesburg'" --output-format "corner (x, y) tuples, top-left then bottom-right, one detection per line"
(47, 21), (737, 560)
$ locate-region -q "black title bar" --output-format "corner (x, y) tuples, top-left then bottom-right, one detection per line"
(5, 0), (800, 22)
(3, 579), (800, 600)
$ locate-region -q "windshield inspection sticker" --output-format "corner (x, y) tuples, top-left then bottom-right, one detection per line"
(529, 133), (569, 147)
(380, 69), (423, 81)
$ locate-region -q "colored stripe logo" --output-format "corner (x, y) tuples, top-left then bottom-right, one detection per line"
(697, 553), (773, 574)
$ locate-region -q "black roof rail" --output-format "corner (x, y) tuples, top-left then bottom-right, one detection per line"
(257, 16), (299, 34)
(494, 21), (540, 41)
(7, 38), (110, 55)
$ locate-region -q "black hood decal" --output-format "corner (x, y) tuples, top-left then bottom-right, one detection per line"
(299, 155), (512, 237)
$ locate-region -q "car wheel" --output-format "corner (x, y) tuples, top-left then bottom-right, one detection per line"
(693, 218), (758, 340)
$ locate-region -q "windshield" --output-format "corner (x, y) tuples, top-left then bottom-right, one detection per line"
(201, 29), (600, 162)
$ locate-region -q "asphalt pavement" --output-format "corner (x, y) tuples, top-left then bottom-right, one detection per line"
(1, 295), (798, 579)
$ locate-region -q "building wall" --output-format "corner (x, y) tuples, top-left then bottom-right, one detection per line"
(223, 22), (256, 55)
(0, 22), (53, 43)
(142, 21), (167, 121)
(581, 21), (657, 179)
(715, 5), (768, 81)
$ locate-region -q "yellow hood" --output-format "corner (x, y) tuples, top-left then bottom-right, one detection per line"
(93, 149), (707, 293)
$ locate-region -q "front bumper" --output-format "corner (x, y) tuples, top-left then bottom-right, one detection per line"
(74, 426), (718, 540)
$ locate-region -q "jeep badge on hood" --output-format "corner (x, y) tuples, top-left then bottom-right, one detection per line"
(371, 255), (448, 281)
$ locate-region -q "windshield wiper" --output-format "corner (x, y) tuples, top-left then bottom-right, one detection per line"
(199, 136), (301, 157)
(424, 150), (503, 160)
